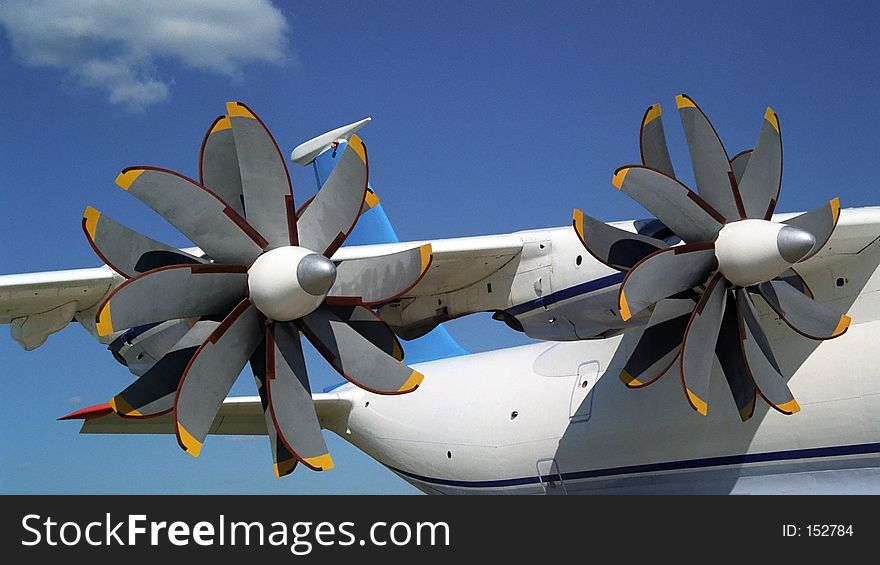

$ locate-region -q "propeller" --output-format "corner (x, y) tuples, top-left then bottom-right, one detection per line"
(574, 95), (850, 419)
(84, 102), (432, 476)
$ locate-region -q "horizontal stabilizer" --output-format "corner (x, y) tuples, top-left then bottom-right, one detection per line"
(60, 393), (352, 436)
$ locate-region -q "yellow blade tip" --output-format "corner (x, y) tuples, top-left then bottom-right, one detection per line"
(210, 116), (232, 133)
(114, 169), (144, 191)
(177, 422), (203, 458)
(764, 107), (780, 133)
(348, 134), (367, 163)
(304, 453), (334, 471)
(364, 189), (381, 209)
(273, 458), (297, 478)
(225, 101), (255, 119)
(572, 209), (585, 238)
(833, 314), (851, 337)
(96, 304), (113, 337)
(739, 397), (756, 422)
(419, 244), (433, 272)
(620, 369), (643, 388)
(778, 399), (800, 415)
(675, 94), (696, 109)
(643, 103), (662, 126)
(109, 395), (141, 417)
(611, 168), (629, 190)
(618, 290), (632, 321)
(830, 197), (841, 223)
(685, 388), (708, 416)
(83, 206), (101, 239)
(399, 369), (424, 393)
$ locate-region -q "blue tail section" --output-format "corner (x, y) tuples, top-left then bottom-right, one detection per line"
(313, 141), (468, 365)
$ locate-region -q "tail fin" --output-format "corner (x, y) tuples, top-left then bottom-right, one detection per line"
(307, 134), (468, 364)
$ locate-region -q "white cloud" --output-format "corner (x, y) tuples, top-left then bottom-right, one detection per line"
(67, 395), (82, 405)
(0, 0), (289, 110)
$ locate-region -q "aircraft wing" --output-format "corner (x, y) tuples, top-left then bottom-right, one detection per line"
(61, 392), (352, 436)
(333, 234), (523, 296)
(0, 266), (121, 350)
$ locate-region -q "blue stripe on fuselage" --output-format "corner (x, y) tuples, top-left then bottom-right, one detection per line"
(388, 442), (880, 489)
(505, 271), (625, 317)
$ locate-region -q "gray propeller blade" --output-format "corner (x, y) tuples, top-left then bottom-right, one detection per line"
(95, 264), (247, 338)
(83, 207), (204, 278)
(783, 198), (841, 261)
(250, 341), (298, 478)
(573, 209), (667, 271)
(226, 102), (296, 249)
(775, 268), (813, 298)
(735, 289), (800, 415)
(175, 300), (263, 456)
(266, 323), (333, 471)
(639, 103), (675, 177)
(300, 305), (423, 394)
(737, 108), (782, 220)
(679, 273), (728, 416)
(110, 321), (219, 418)
(109, 319), (193, 376)
(199, 115), (245, 218)
(620, 299), (693, 388)
(730, 150), (752, 186)
(324, 304), (404, 361)
(618, 243), (716, 321)
(297, 137), (368, 256)
(716, 291), (756, 421)
(116, 166), (266, 263)
(758, 279), (851, 340)
(327, 244), (432, 306)
(676, 94), (741, 221)
(612, 165), (724, 243)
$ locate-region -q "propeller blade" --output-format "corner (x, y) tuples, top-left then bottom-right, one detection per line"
(620, 299), (693, 388)
(108, 319), (193, 376)
(758, 279), (851, 339)
(296, 136), (368, 256)
(783, 198), (841, 261)
(266, 323), (333, 471)
(573, 209), (667, 271)
(639, 103), (675, 177)
(250, 340), (297, 478)
(95, 264), (247, 338)
(115, 166), (266, 263)
(715, 291), (756, 421)
(775, 268), (813, 299)
(612, 165), (724, 243)
(226, 102), (296, 249)
(618, 243), (716, 321)
(300, 305), (423, 394)
(676, 94), (741, 221)
(730, 150), (752, 186)
(735, 289), (800, 415)
(324, 304), (404, 361)
(737, 108), (783, 220)
(83, 207), (204, 278)
(679, 273), (728, 415)
(174, 300), (263, 456)
(327, 244), (432, 306)
(199, 115), (245, 218)
(110, 321), (219, 418)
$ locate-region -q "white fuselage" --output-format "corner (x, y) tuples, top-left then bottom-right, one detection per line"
(325, 237), (880, 494)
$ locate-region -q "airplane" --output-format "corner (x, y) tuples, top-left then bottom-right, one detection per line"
(2, 96), (878, 494)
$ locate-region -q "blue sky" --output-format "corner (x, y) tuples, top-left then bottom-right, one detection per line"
(0, 1), (877, 494)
